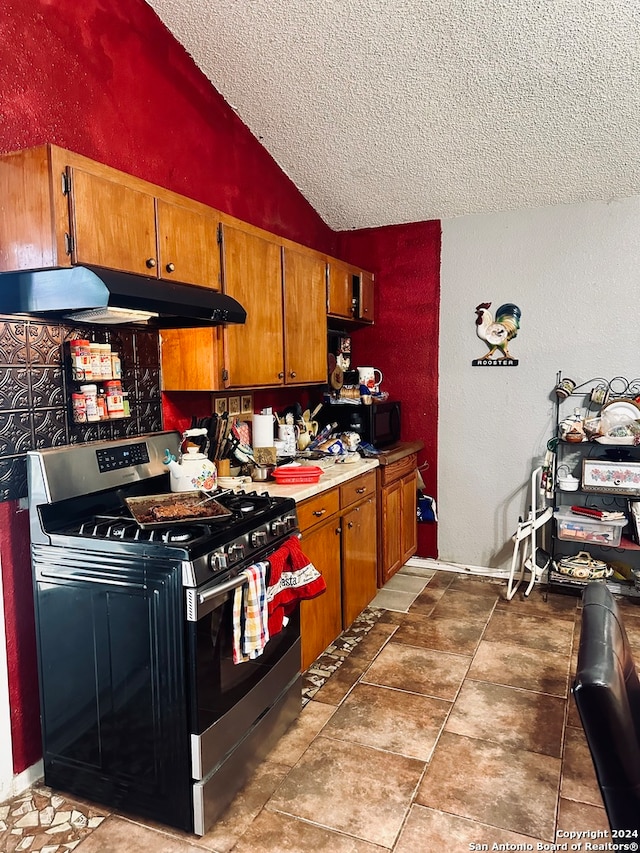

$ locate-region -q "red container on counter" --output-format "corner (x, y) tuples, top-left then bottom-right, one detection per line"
(272, 465), (323, 484)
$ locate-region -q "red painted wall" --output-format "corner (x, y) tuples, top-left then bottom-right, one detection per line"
(0, 0), (441, 777)
(337, 221), (441, 558)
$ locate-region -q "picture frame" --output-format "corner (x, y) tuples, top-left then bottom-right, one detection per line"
(214, 397), (227, 417)
(581, 459), (640, 495)
(240, 394), (253, 414)
(228, 396), (240, 416)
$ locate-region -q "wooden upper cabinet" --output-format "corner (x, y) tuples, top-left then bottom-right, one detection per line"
(327, 256), (375, 324)
(221, 223), (284, 387)
(326, 258), (353, 318)
(282, 247), (327, 385)
(160, 326), (222, 392)
(156, 199), (220, 289)
(69, 168), (220, 289)
(68, 167), (157, 276)
(358, 270), (375, 324)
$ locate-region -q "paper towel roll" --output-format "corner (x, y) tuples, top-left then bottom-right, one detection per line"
(252, 413), (274, 448)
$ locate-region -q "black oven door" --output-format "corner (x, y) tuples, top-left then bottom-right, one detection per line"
(185, 566), (301, 776)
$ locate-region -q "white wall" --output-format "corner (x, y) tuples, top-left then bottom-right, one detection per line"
(438, 195), (640, 569)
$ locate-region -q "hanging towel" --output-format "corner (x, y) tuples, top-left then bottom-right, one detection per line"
(266, 536), (326, 636)
(232, 562), (270, 664)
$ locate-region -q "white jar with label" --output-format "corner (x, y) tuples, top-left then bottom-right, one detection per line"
(80, 384), (99, 422)
(99, 343), (112, 378)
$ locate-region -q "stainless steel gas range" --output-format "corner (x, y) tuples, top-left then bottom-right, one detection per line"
(26, 432), (302, 835)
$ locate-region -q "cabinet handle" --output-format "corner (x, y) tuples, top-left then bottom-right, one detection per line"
(289, 371), (297, 379)
(356, 487), (365, 494)
(146, 258), (157, 269)
(165, 262), (175, 273)
(312, 508), (327, 517)
(348, 521), (354, 529)
(278, 372), (284, 379)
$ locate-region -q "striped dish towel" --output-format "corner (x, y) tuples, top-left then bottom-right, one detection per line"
(232, 562), (270, 664)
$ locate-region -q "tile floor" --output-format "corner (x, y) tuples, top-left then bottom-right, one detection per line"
(4, 565), (638, 853)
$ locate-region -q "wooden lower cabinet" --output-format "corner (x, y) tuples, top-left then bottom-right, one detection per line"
(377, 453), (418, 587)
(299, 474), (378, 670)
(379, 478), (402, 586)
(341, 495), (377, 627)
(401, 471), (418, 564)
(299, 517), (342, 671)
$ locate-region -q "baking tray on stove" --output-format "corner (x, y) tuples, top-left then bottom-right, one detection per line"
(125, 491), (233, 528)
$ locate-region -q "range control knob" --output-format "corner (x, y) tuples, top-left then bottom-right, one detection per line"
(271, 519), (286, 537)
(250, 530), (267, 548)
(227, 543), (245, 563)
(209, 551), (228, 572)
(285, 514), (297, 530)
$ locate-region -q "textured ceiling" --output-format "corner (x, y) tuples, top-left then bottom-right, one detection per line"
(146, 0), (640, 230)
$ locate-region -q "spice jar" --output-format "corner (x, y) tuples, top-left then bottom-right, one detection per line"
(104, 379), (124, 418)
(97, 389), (107, 420)
(89, 343), (102, 379)
(70, 339), (91, 381)
(80, 384), (99, 422)
(99, 343), (112, 378)
(72, 392), (87, 423)
(110, 351), (122, 381)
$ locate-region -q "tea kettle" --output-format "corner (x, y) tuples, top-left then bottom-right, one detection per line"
(163, 428), (217, 493)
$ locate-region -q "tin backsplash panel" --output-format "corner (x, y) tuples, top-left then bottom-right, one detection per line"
(0, 316), (163, 502)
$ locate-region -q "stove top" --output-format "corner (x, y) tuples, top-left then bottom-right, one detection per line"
(27, 434), (299, 588)
(63, 490), (295, 550)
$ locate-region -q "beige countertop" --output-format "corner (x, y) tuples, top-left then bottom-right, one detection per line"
(249, 457), (380, 503)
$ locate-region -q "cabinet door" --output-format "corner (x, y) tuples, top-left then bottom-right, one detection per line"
(282, 247), (327, 384)
(156, 200), (220, 289)
(220, 224), (284, 388)
(358, 270), (375, 324)
(379, 479), (402, 586)
(300, 519), (342, 671)
(326, 259), (353, 318)
(401, 471), (418, 564)
(68, 167), (158, 276)
(342, 496), (377, 627)
(160, 327), (222, 391)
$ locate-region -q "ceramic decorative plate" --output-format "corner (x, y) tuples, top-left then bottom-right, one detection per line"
(600, 399), (640, 432)
(600, 400), (640, 426)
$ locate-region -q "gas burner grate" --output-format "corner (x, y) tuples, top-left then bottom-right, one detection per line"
(222, 493), (272, 515)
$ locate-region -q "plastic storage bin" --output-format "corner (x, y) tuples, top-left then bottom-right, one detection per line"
(272, 465), (323, 484)
(555, 507), (626, 547)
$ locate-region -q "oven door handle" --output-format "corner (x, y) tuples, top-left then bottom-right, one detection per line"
(197, 571), (249, 606)
(187, 571), (250, 621)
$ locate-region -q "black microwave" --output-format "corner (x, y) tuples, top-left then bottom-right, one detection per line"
(317, 400), (401, 448)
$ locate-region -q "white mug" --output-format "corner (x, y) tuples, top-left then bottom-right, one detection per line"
(357, 367), (383, 391)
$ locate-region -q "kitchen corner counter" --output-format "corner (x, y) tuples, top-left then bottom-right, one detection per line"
(252, 457), (379, 504)
(375, 440), (425, 464)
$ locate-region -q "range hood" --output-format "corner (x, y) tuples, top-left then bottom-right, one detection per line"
(0, 266), (247, 327)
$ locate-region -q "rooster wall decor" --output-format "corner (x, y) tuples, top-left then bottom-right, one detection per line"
(473, 302), (522, 367)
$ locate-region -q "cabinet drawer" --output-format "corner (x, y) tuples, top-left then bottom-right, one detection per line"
(379, 453), (417, 487)
(297, 488), (340, 532)
(340, 471), (376, 510)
